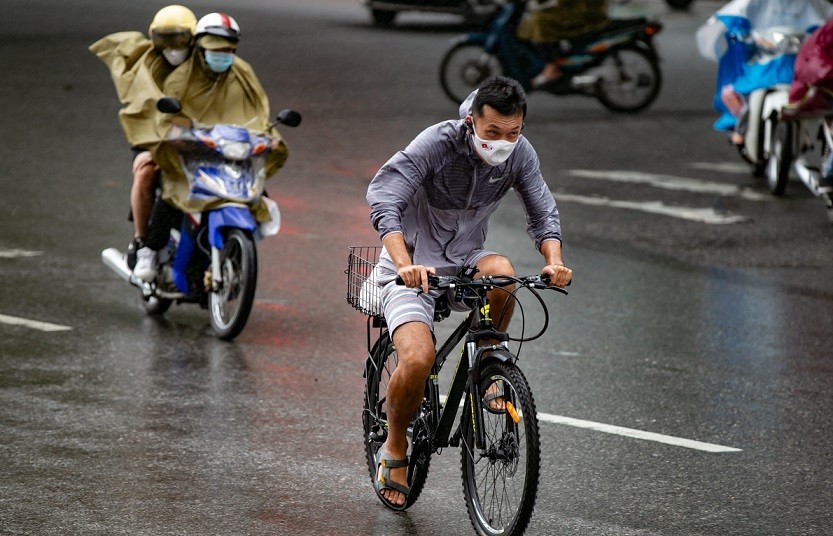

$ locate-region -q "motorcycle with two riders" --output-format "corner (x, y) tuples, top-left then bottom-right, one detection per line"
(102, 98), (302, 340)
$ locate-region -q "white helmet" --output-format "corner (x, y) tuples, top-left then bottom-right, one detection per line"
(195, 12), (240, 42)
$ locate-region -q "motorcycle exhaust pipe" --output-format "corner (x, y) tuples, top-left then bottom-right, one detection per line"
(101, 248), (132, 282)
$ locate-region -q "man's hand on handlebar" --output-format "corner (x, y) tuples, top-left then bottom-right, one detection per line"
(397, 265), (437, 294)
(541, 263), (572, 288)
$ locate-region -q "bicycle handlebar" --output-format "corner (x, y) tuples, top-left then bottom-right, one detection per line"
(395, 274), (569, 295)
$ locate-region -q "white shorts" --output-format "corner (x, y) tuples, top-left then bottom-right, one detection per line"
(378, 249), (497, 335)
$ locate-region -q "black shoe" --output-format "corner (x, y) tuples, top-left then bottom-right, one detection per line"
(126, 237), (144, 270)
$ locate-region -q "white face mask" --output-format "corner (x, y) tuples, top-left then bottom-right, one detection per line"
(162, 48), (190, 66)
(472, 130), (518, 166)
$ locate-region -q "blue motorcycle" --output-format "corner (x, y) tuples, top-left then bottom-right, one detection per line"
(102, 98), (301, 340)
(439, 0), (663, 113)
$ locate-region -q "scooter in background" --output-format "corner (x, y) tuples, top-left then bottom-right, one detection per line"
(768, 104), (833, 222)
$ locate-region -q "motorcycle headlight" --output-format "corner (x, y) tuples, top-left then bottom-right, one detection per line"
(754, 27), (804, 55)
(221, 140), (251, 160)
(775, 34), (803, 55)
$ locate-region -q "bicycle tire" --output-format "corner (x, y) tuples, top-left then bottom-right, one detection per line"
(363, 332), (432, 510)
(461, 358), (540, 536)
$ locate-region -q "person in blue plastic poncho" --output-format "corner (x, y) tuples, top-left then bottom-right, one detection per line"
(696, 0), (831, 145)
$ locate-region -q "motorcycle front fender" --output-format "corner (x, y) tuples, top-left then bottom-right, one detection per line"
(208, 206), (257, 250)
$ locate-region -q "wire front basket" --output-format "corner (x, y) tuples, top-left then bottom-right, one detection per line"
(346, 246), (383, 318)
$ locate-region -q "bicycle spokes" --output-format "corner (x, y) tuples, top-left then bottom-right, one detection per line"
(462, 363), (539, 536)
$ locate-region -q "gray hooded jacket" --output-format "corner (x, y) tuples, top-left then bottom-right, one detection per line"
(367, 97), (561, 276)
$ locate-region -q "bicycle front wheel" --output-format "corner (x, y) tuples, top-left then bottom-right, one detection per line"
(461, 359), (540, 536)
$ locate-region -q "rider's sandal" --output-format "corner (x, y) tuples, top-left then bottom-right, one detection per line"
(483, 382), (506, 414)
(374, 447), (410, 510)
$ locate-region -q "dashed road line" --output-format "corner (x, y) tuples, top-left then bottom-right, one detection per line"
(556, 193), (748, 224)
(0, 314), (72, 332)
(566, 169), (767, 201)
(0, 249), (43, 258)
(689, 161), (753, 175)
(537, 413), (742, 453)
(440, 395), (741, 453)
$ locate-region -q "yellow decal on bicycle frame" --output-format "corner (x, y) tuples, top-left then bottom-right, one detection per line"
(480, 304), (491, 322)
(470, 392), (476, 432)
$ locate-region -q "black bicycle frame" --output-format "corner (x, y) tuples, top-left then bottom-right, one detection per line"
(365, 281), (515, 453)
(425, 294), (512, 452)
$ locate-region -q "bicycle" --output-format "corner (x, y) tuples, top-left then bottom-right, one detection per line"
(346, 246), (567, 536)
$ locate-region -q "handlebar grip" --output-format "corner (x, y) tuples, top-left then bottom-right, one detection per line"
(395, 274), (441, 288)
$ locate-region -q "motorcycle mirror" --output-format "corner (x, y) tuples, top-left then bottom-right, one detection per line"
(157, 97), (182, 114)
(275, 109), (302, 128)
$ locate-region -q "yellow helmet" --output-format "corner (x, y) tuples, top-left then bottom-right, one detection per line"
(148, 5), (197, 50)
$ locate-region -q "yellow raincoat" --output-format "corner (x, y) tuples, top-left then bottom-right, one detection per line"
(152, 52), (288, 221)
(90, 33), (288, 222)
(517, 0), (609, 43)
(89, 31), (174, 149)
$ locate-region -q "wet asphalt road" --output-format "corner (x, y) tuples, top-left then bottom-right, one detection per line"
(1, 0), (832, 535)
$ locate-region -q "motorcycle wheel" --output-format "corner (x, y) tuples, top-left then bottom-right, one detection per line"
(594, 45), (662, 114)
(767, 120), (792, 196)
(141, 294), (172, 316)
(208, 228), (257, 341)
(440, 42), (504, 105)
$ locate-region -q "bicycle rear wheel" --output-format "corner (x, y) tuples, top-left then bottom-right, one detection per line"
(461, 359), (540, 536)
(363, 332), (432, 510)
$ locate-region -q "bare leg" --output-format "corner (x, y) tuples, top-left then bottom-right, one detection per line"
(475, 254), (516, 331)
(476, 255), (515, 410)
(131, 152), (157, 239)
(380, 321), (435, 506)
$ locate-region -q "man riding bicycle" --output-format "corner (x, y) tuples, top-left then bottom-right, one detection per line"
(365, 75), (573, 508)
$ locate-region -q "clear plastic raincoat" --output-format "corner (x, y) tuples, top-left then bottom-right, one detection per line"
(696, 0), (830, 130)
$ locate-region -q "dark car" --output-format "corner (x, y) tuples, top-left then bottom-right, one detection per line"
(363, 0), (498, 26)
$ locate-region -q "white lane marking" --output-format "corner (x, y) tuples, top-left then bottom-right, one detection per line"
(537, 413), (742, 453)
(689, 161), (752, 175)
(556, 193), (749, 224)
(0, 249), (43, 258)
(440, 395), (741, 453)
(566, 169), (768, 201)
(0, 314), (72, 332)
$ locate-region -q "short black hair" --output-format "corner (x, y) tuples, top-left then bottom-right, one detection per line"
(471, 76), (527, 119)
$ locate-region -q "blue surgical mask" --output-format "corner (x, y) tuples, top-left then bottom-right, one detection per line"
(204, 50), (234, 73)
